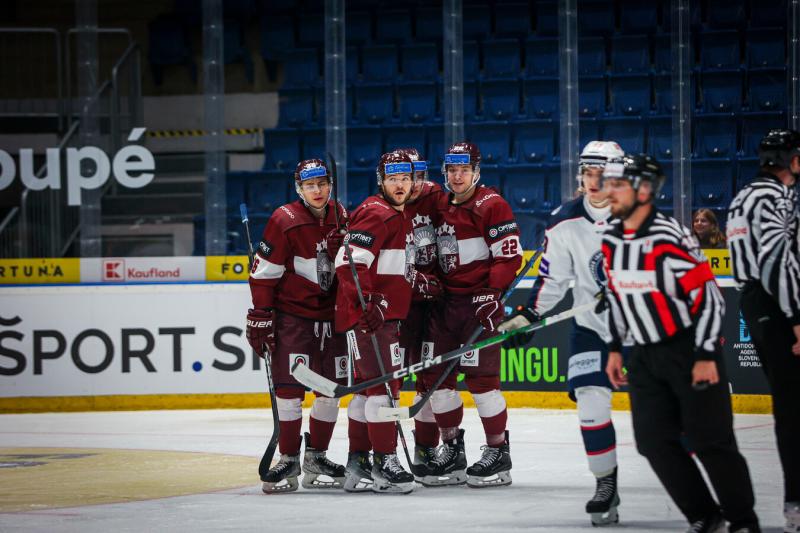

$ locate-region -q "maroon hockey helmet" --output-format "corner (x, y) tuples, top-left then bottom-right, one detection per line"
(293, 158), (331, 201)
(441, 141), (481, 192)
(394, 147), (428, 181)
(375, 151), (415, 186)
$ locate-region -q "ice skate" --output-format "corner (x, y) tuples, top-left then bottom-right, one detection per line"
(418, 428), (467, 487)
(301, 432), (346, 489)
(586, 467), (620, 526)
(410, 430), (438, 482)
(466, 430), (512, 488)
(685, 512), (725, 533)
(343, 451), (373, 492)
(261, 453), (300, 494)
(786, 501), (800, 533)
(371, 452), (415, 494)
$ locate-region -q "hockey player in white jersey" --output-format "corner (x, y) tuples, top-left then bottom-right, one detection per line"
(498, 141), (624, 526)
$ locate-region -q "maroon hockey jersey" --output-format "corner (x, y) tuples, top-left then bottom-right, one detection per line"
(334, 194), (415, 332)
(249, 199), (346, 320)
(434, 185), (523, 293)
(408, 181), (444, 301)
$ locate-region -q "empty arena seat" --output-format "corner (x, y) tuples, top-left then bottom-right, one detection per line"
(611, 34), (650, 74)
(467, 121), (511, 164)
(483, 39), (522, 79)
(578, 75), (607, 117)
(699, 30), (741, 70)
(495, 2), (532, 37)
(398, 81), (437, 123)
(277, 88), (315, 127)
(609, 74), (651, 116)
(525, 37), (558, 77)
(482, 79), (522, 120)
(524, 77), (559, 119)
(746, 28), (786, 69)
(354, 82), (395, 124)
(348, 126), (382, 168)
(512, 119), (556, 163)
(740, 111), (785, 157)
(748, 68), (787, 111)
(503, 164), (549, 214)
(383, 124), (427, 155)
(401, 42), (439, 81)
(692, 158), (734, 208)
(578, 37), (607, 76)
(602, 116), (645, 153)
(376, 9), (412, 44)
(701, 69), (743, 112)
(694, 113), (738, 158)
(263, 128), (301, 170)
(362, 44), (399, 82)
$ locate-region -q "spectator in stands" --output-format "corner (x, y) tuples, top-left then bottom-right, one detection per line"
(692, 209), (726, 249)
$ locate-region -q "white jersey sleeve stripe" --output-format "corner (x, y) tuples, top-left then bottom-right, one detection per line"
(251, 259), (286, 280)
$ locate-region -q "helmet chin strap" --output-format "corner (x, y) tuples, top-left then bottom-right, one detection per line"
(448, 167), (480, 201)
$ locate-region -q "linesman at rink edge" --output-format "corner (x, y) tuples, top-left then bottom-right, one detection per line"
(602, 154), (761, 533)
(246, 159), (350, 493)
(726, 129), (800, 533)
(498, 140), (625, 526)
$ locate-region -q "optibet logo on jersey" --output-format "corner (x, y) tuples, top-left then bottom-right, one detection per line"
(103, 260), (125, 281)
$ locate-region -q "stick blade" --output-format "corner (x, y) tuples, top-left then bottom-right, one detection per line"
(291, 362), (338, 398)
(376, 405), (410, 422)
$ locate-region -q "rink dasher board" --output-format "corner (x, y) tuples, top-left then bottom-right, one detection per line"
(0, 280), (771, 414)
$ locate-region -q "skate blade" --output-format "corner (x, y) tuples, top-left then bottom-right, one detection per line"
(343, 473), (373, 493)
(371, 479), (415, 494)
(301, 473), (345, 490)
(466, 470), (512, 488)
(590, 508), (619, 527)
(418, 471), (467, 487)
(261, 477), (299, 494)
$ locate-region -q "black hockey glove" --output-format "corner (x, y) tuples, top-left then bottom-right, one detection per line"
(498, 305), (540, 350)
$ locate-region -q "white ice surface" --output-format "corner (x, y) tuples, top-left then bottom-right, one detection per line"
(0, 408), (785, 532)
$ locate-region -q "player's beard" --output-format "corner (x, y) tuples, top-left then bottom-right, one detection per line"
(382, 186), (412, 207)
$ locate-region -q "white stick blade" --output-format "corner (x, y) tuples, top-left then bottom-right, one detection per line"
(291, 364), (337, 398)
(376, 405), (409, 421)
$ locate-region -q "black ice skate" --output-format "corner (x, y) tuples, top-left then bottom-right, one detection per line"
(410, 430), (438, 482)
(261, 453), (300, 494)
(586, 467), (620, 526)
(419, 429), (467, 487)
(343, 451), (373, 492)
(466, 430), (512, 488)
(371, 452), (415, 494)
(685, 512), (726, 533)
(301, 432), (346, 489)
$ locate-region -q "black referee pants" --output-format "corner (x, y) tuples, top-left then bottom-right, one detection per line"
(741, 281), (800, 503)
(627, 330), (759, 529)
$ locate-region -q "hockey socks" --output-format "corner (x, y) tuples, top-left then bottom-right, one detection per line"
(412, 393), (440, 448)
(347, 394), (371, 453)
(430, 388), (463, 431)
(276, 392), (304, 455)
(365, 395), (397, 454)
(473, 389), (508, 446)
(309, 396), (339, 451)
(575, 386), (617, 476)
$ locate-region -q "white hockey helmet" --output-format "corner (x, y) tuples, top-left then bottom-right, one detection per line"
(577, 141), (625, 184)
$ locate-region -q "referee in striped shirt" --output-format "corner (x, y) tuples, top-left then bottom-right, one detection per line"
(602, 154), (760, 533)
(727, 128), (800, 531)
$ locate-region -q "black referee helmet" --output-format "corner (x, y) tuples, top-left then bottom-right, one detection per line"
(602, 153), (666, 197)
(757, 128), (800, 169)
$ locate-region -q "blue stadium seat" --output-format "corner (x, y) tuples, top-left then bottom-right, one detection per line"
(654, 74), (675, 114)
(655, 166), (674, 210)
(249, 170), (291, 213)
(346, 11), (372, 45)
(611, 35), (650, 74)
(478, 164), (503, 190)
(512, 119), (556, 163)
(260, 14), (294, 61)
(602, 116), (645, 154)
(503, 164), (549, 214)
(748, 0), (786, 28)
(579, 76), (607, 117)
(578, 0), (615, 36)
(467, 121), (511, 165)
(748, 68), (787, 111)
(579, 37), (607, 76)
(283, 48), (319, 88)
(463, 4), (492, 41)
(647, 116), (673, 159)
(514, 213), (547, 249)
(736, 157), (759, 190)
(483, 39), (522, 79)
(263, 128), (300, 170)
(494, 3), (531, 38)
(348, 126), (382, 168)
(534, 1), (558, 36)
(740, 111), (785, 157)
(654, 34), (671, 74)
(706, 0), (745, 30)
(525, 37), (558, 77)
(464, 41), (480, 80)
(692, 159), (734, 208)
(661, 2), (701, 32)
(278, 88), (314, 127)
(694, 113), (738, 158)
(525, 77), (559, 118)
(383, 124), (427, 156)
(346, 46), (359, 84)
(362, 44), (399, 82)
(399, 81), (437, 123)
(376, 10), (412, 44)
(297, 13), (324, 48)
(315, 85), (356, 126)
(301, 128), (325, 161)
(415, 6), (443, 43)
(345, 168), (373, 211)
(609, 74), (651, 116)
(701, 69), (743, 112)
(426, 124), (445, 169)
(401, 43), (439, 81)
(699, 30), (740, 70)
(618, 0), (658, 34)
(482, 79), (522, 120)
(746, 28), (786, 69)
(354, 83), (395, 124)
(226, 171), (248, 211)
(579, 118), (601, 151)
(147, 14), (196, 86)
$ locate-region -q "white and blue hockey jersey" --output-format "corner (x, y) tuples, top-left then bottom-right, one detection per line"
(527, 195), (612, 343)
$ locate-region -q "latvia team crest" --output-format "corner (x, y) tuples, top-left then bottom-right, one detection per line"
(436, 223), (459, 274)
(412, 213), (437, 266)
(316, 241), (333, 291)
(404, 232), (416, 282)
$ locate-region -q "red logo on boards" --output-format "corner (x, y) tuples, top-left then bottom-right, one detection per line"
(103, 260), (125, 281)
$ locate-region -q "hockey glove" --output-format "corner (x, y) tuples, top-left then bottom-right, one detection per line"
(325, 228), (346, 261)
(357, 293), (388, 333)
(498, 305), (540, 350)
(411, 270), (443, 300)
(593, 290), (609, 314)
(472, 287), (503, 332)
(246, 308), (276, 356)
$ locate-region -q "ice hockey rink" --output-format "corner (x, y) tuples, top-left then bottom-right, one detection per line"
(0, 407), (785, 532)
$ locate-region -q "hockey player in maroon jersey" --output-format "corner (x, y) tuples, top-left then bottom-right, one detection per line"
(334, 150), (436, 494)
(419, 142), (523, 488)
(394, 147), (445, 481)
(246, 159), (349, 494)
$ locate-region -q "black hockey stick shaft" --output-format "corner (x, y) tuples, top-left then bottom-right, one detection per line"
(341, 215), (414, 469)
(241, 203), (281, 480)
(404, 249), (542, 419)
(327, 152), (342, 231)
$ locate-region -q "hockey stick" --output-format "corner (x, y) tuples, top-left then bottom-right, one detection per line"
(380, 249), (543, 422)
(240, 203), (281, 481)
(292, 298), (598, 400)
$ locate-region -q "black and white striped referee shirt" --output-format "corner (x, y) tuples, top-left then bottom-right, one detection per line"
(726, 171), (800, 324)
(602, 207), (725, 360)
